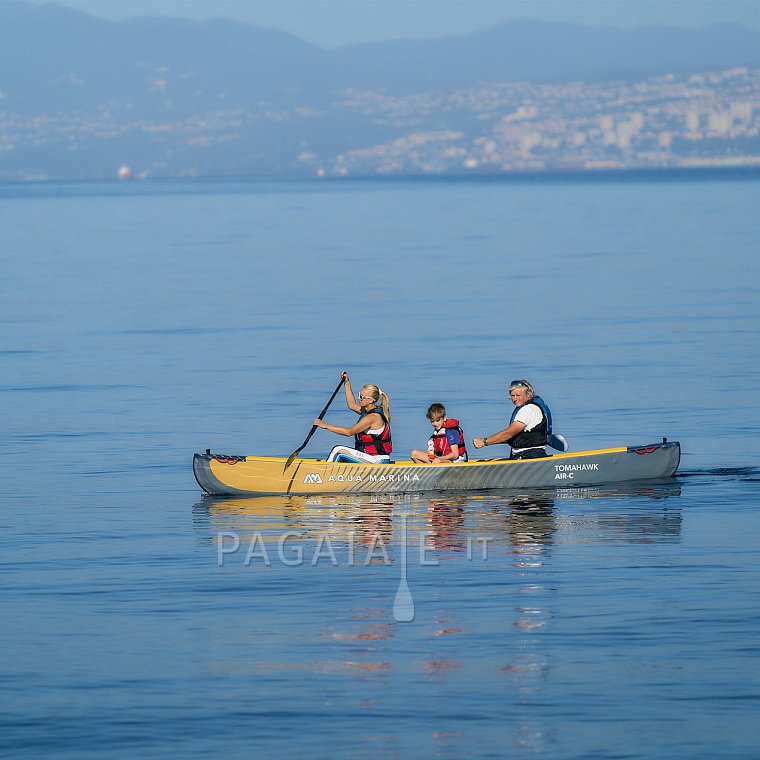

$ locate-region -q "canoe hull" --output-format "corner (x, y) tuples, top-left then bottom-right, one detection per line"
(193, 440), (680, 497)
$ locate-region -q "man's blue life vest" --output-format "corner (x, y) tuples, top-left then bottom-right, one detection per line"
(507, 396), (551, 450)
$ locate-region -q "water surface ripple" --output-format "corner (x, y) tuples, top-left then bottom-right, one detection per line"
(1, 175), (759, 758)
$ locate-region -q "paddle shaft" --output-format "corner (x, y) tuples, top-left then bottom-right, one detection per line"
(285, 377), (345, 469)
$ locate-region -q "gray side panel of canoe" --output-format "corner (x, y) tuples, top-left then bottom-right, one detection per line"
(429, 444), (681, 491)
(315, 442), (681, 495)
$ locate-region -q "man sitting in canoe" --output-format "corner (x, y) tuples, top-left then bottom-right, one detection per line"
(313, 371), (393, 464)
(472, 379), (552, 460)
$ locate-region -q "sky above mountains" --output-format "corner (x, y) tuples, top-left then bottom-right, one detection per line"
(40, 1), (760, 48)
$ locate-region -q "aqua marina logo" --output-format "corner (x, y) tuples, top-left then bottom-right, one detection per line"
(303, 473), (323, 484)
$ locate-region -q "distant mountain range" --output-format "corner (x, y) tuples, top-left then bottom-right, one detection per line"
(1, 1), (760, 179)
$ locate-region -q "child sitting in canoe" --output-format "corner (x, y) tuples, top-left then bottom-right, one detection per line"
(410, 403), (468, 464)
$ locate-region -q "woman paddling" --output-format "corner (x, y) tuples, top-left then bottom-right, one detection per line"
(314, 371), (392, 463)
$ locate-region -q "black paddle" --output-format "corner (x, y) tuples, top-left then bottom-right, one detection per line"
(284, 376), (345, 470)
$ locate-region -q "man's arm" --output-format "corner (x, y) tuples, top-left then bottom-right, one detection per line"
(472, 420), (526, 449)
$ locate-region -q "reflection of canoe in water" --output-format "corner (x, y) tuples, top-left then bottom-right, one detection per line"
(193, 439), (680, 496)
(194, 480), (683, 549)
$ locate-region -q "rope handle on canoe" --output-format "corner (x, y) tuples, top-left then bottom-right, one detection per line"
(628, 438), (669, 456)
(205, 449), (245, 465)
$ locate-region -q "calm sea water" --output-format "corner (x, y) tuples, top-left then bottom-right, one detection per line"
(1, 173), (759, 758)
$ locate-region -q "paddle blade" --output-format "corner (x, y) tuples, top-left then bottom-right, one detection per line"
(284, 448), (301, 471)
(548, 433), (569, 452)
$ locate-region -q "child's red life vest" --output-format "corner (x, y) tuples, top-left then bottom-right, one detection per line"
(429, 419), (467, 461)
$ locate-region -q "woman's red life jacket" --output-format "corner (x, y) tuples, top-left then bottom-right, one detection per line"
(355, 409), (392, 456)
(429, 419), (467, 460)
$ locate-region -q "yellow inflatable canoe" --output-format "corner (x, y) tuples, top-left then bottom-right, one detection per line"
(193, 439), (680, 497)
